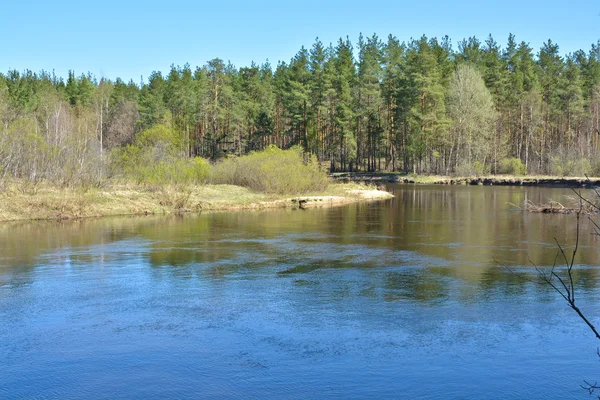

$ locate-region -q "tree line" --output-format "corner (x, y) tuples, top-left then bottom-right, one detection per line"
(2, 33), (600, 184)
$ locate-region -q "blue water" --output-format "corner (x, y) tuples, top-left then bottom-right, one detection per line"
(0, 185), (599, 399)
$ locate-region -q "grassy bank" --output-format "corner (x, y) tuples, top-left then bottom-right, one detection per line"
(0, 146), (395, 222)
(332, 172), (600, 187)
(0, 181), (393, 222)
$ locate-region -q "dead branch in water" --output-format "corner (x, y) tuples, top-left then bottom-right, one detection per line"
(510, 192), (600, 215)
(509, 199), (571, 214)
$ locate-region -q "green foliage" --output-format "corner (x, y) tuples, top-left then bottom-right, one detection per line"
(110, 123), (209, 187)
(4, 32), (600, 181)
(211, 146), (329, 194)
(141, 158), (210, 185)
(498, 158), (527, 176)
(447, 64), (496, 171)
(138, 71), (168, 130)
(111, 145), (210, 185)
(109, 145), (142, 178)
(110, 124), (208, 185)
(591, 159), (600, 177)
(455, 161), (490, 177)
(550, 156), (591, 177)
(135, 124), (182, 153)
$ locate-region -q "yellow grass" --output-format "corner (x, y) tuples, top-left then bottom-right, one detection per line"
(403, 174), (600, 184)
(0, 181), (393, 222)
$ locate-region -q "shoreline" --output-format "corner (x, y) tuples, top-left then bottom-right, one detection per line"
(331, 173), (600, 188)
(0, 182), (394, 223)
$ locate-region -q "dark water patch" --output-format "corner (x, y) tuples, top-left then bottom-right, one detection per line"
(278, 263), (322, 275)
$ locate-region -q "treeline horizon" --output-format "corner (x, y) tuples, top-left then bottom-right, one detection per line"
(2, 32), (600, 183)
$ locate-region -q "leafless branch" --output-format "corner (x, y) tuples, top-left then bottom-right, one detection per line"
(500, 200), (600, 342)
(582, 380), (600, 399)
(589, 216), (600, 236)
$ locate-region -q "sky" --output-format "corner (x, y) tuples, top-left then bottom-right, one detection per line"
(0, 0), (598, 83)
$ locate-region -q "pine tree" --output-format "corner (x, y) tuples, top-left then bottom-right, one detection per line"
(309, 38), (328, 160)
(406, 36), (448, 173)
(357, 33), (383, 171)
(381, 35), (405, 171)
(333, 37), (357, 171)
(138, 71), (167, 131)
(285, 47), (311, 151)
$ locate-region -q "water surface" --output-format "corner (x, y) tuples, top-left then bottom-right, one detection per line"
(1, 185), (599, 399)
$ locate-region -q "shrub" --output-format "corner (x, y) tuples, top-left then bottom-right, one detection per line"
(591, 159), (600, 177)
(455, 161), (490, 177)
(109, 124), (211, 186)
(210, 157), (237, 185)
(191, 157), (211, 182)
(135, 124), (182, 154)
(211, 145), (329, 194)
(140, 158), (210, 185)
(109, 144), (142, 179)
(110, 145), (210, 185)
(550, 156), (591, 177)
(498, 158), (527, 176)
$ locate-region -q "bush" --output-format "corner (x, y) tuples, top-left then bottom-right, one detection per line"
(210, 157), (237, 185)
(109, 124), (210, 186)
(591, 159), (600, 177)
(140, 157), (210, 185)
(110, 145), (210, 185)
(550, 156), (591, 177)
(211, 145), (329, 195)
(455, 161), (490, 177)
(498, 158), (527, 176)
(191, 157), (211, 182)
(135, 124), (182, 153)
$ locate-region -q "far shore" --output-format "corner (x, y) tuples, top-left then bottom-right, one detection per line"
(331, 173), (600, 188)
(0, 182), (394, 223)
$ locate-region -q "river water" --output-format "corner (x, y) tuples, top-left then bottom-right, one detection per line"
(1, 185), (599, 399)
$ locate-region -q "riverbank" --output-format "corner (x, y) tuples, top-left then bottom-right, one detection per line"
(331, 172), (600, 188)
(0, 182), (393, 222)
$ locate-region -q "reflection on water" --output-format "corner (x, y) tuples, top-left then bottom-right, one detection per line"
(0, 185), (599, 399)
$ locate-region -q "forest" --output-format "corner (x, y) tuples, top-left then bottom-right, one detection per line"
(2, 33), (600, 186)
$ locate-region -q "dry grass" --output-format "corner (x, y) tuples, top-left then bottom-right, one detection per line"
(0, 180), (392, 222)
(401, 174), (600, 184)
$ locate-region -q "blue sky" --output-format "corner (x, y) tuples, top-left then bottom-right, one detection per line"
(1, 0), (598, 82)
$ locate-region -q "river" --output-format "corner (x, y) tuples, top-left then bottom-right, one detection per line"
(0, 185), (599, 399)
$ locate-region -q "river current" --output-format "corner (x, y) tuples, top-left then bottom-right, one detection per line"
(0, 185), (599, 399)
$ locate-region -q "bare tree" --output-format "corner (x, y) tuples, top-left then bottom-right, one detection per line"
(105, 100), (138, 149)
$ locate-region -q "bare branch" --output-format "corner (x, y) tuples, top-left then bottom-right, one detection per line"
(568, 209), (581, 302)
(587, 215), (600, 236)
(582, 380), (600, 399)
(502, 199), (600, 341)
(554, 238), (570, 274)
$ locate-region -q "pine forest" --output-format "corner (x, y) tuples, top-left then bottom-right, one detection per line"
(2, 33), (600, 184)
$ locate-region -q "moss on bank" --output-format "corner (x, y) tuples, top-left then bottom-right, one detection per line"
(0, 181), (393, 222)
